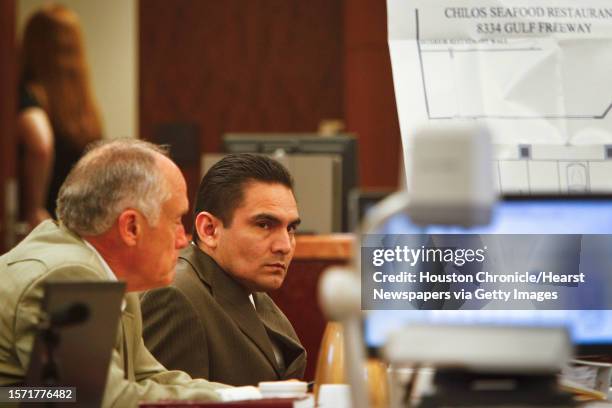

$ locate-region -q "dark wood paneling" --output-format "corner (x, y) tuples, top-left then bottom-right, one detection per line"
(140, 0), (344, 221)
(140, 0), (343, 146)
(345, 48), (401, 188)
(269, 258), (348, 381)
(0, 0), (16, 253)
(140, 0), (402, 194)
(344, 0), (387, 47)
(344, 0), (402, 188)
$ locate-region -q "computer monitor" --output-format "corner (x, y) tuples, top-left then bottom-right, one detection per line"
(26, 281), (125, 406)
(223, 133), (359, 232)
(348, 189), (393, 232)
(364, 195), (612, 356)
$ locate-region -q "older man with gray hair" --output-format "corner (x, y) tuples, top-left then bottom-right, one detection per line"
(0, 139), (229, 406)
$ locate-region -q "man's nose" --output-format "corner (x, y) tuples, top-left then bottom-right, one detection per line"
(271, 229), (293, 255)
(176, 225), (189, 249)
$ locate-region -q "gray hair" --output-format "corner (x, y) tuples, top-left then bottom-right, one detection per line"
(56, 139), (171, 235)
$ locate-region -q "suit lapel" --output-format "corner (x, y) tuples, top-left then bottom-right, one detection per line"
(216, 292), (281, 376)
(184, 245), (281, 376)
(254, 294), (305, 372)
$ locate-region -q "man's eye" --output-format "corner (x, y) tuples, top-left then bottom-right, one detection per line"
(257, 222), (270, 230)
(288, 225), (297, 233)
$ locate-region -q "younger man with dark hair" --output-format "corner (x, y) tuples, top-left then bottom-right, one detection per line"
(141, 154), (306, 386)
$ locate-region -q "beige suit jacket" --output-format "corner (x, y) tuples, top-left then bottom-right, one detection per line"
(0, 221), (225, 407)
(140, 244), (306, 386)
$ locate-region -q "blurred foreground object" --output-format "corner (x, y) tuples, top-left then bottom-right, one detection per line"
(313, 321), (389, 408)
(386, 325), (574, 407)
(407, 122), (495, 226)
(318, 123), (497, 407)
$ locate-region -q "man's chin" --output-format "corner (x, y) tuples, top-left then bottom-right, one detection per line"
(157, 270), (176, 288)
(258, 278), (284, 292)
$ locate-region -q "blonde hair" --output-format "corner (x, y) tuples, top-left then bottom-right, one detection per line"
(20, 4), (102, 149)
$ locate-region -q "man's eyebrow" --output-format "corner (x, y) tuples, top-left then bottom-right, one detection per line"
(252, 213), (281, 223)
(251, 213), (301, 226)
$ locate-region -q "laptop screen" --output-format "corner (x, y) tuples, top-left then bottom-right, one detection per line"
(365, 195), (612, 353)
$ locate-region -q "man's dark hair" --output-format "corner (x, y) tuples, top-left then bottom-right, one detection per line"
(193, 153), (294, 241)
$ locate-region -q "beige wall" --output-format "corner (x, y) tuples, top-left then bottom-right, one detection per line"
(17, 0), (137, 139)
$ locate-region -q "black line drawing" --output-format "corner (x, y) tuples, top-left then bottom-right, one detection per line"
(415, 9), (612, 120)
(494, 158), (610, 194)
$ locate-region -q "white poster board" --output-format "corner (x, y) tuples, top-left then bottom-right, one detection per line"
(388, 0), (612, 193)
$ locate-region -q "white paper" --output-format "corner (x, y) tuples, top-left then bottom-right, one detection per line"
(388, 0), (612, 193)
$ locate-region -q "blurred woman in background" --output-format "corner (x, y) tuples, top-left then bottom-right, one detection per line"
(18, 4), (102, 229)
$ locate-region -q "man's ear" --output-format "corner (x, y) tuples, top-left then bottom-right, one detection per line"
(195, 211), (221, 249)
(117, 209), (143, 246)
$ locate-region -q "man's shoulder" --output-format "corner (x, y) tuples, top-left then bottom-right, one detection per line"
(141, 248), (212, 307)
(175, 257), (205, 288)
(3, 220), (104, 281)
(140, 247), (220, 318)
(175, 244), (217, 287)
(0, 222), (106, 334)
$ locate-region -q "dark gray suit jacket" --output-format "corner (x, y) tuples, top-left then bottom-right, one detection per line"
(140, 244), (306, 386)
